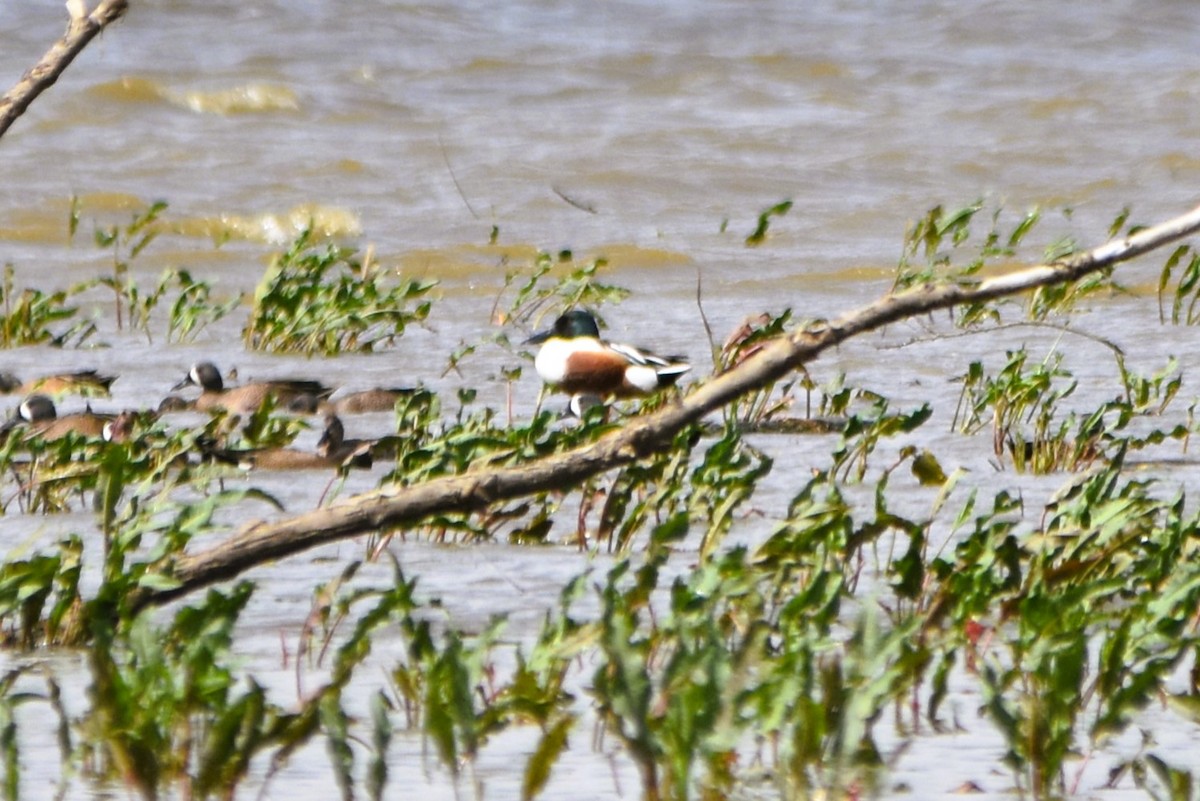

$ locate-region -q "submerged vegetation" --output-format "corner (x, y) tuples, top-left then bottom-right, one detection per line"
(0, 201), (1199, 801)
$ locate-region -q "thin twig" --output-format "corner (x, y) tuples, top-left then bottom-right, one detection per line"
(438, 130), (479, 220)
(883, 319), (1126, 358)
(694, 270), (718, 374)
(551, 185), (598, 214)
(0, 0), (129, 142)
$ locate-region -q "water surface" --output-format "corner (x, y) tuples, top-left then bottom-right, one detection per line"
(0, 1), (1198, 798)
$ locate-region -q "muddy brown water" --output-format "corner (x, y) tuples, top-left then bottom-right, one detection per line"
(0, 1), (1199, 797)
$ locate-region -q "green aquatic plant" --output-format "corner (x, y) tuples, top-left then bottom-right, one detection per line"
(1022, 210), (1142, 321)
(973, 459), (1200, 796)
(1116, 353), (1182, 414)
(5, 432), (113, 515)
(165, 268), (242, 343)
(687, 422), (773, 558)
(0, 264), (91, 348)
(244, 228), (435, 355)
(375, 387), (670, 545)
(716, 309), (799, 426)
(1, 196), (1199, 800)
(587, 527), (752, 801)
(829, 395), (932, 483)
(0, 410), (216, 518)
(229, 396), (310, 449)
(1118, 753), (1196, 801)
(954, 347), (1080, 468)
(954, 347), (1191, 473)
(72, 201), (240, 343)
(0, 335), (1195, 800)
(589, 424), (694, 553)
(891, 204), (1126, 327)
(744, 198), (793, 247)
(498, 250), (630, 332)
(580, 468), (931, 800)
(1157, 242), (1200, 325)
(0, 536), (83, 648)
(82, 583), (327, 799)
(91, 199), (167, 335)
(312, 557), (577, 800)
(892, 201), (988, 291)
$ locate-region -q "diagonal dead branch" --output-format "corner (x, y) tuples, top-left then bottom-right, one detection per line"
(0, 0), (129, 142)
(132, 202), (1200, 612)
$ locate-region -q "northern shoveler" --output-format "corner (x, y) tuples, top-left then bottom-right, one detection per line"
(525, 310), (691, 403)
(171, 361), (335, 414)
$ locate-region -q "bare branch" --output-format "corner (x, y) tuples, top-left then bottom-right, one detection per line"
(133, 202), (1200, 611)
(0, 0), (129, 142)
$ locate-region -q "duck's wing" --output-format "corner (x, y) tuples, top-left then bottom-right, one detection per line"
(608, 343), (690, 374)
(270, 379), (337, 400)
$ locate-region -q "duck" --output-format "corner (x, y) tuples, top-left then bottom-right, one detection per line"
(156, 395), (195, 414)
(199, 415), (373, 471)
(170, 361), (335, 414)
(100, 410), (140, 444)
(199, 444), (330, 471)
(525, 310), (691, 403)
(315, 414), (375, 468)
(319, 386), (418, 415)
(4, 394), (114, 441)
(0, 369), (117, 398)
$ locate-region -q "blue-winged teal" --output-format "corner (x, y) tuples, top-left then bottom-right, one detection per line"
(200, 415), (372, 471)
(525, 310), (691, 399)
(171, 361), (335, 414)
(0, 369), (116, 398)
(201, 445), (327, 471)
(320, 386), (418, 415)
(100, 410), (140, 444)
(5, 394), (114, 441)
(315, 414), (377, 468)
(156, 395), (195, 413)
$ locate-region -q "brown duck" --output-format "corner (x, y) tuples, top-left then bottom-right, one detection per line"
(171, 361), (334, 414)
(5, 394), (114, 441)
(320, 386), (418, 415)
(315, 414), (375, 468)
(0, 369), (117, 398)
(200, 415), (372, 471)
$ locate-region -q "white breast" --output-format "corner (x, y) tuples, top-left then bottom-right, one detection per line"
(535, 338), (606, 384)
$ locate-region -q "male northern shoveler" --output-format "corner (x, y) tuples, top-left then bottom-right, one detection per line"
(525, 310), (691, 402)
(171, 361), (334, 414)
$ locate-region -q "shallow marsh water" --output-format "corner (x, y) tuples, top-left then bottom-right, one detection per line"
(0, 1), (1199, 798)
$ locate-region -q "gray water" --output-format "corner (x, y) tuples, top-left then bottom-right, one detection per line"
(0, 0), (1199, 797)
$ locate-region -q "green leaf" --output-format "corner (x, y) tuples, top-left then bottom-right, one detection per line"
(135, 573), (183, 592)
(522, 714), (574, 801)
(320, 692), (354, 801)
(911, 449), (947, 486)
(745, 199), (793, 246)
